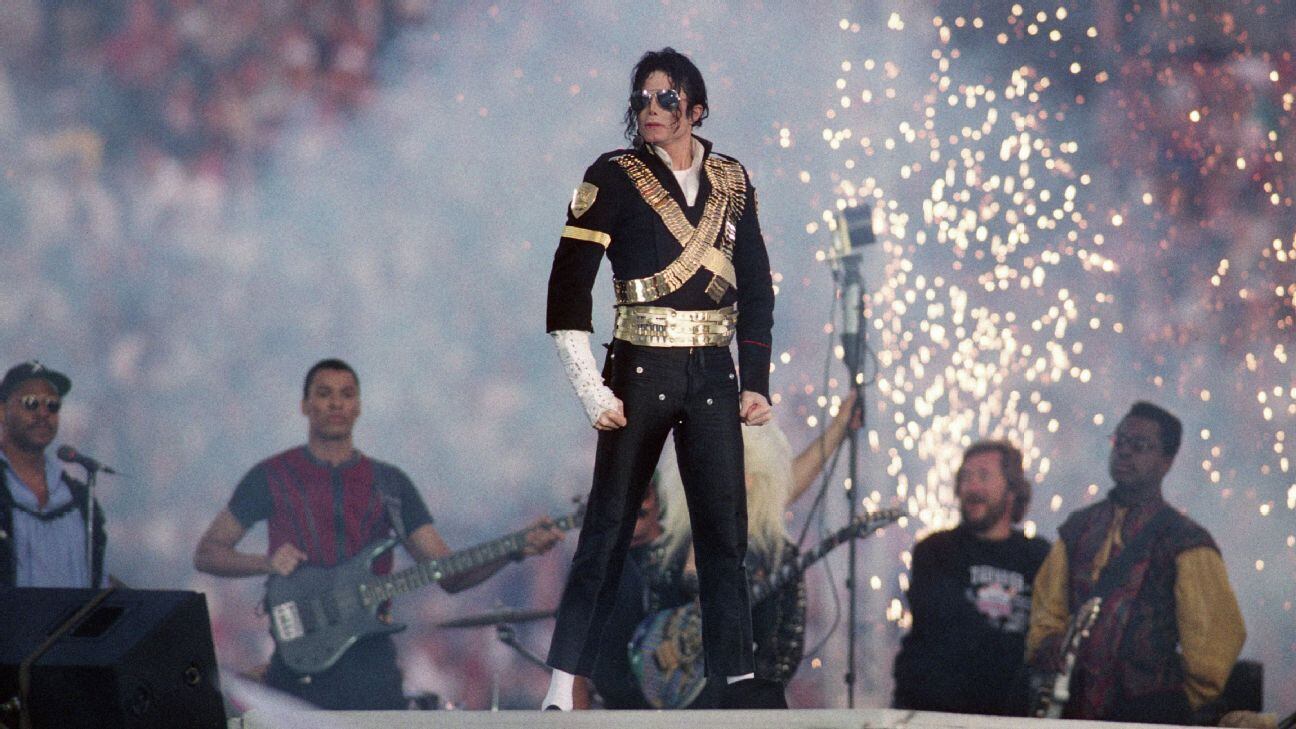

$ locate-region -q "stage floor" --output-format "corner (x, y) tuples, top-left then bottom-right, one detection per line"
(232, 707), (1181, 729)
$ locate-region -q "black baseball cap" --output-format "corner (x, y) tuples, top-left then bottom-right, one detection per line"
(0, 361), (72, 401)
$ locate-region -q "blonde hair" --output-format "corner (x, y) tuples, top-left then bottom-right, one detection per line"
(657, 422), (795, 568)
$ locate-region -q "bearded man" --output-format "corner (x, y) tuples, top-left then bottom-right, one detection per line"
(892, 440), (1050, 715)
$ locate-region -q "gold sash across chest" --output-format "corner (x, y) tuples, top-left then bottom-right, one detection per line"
(611, 154), (747, 305)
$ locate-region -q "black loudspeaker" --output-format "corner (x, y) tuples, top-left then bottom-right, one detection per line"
(1223, 659), (1263, 712)
(0, 588), (226, 729)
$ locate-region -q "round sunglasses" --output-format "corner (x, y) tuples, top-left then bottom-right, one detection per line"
(629, 88), (681, 113)
(19, 395), (61, 414)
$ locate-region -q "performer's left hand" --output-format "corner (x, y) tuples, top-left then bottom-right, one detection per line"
(521, 516), (565, 557)
(739, 391), (772, 426)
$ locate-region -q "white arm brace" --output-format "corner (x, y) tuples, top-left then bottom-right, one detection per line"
(551, 330), (621, 426)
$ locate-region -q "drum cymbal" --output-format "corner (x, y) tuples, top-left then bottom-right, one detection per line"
(436, 606), (556, 628)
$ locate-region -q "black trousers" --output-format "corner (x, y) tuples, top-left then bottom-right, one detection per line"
(265, 634), (406, 710)
(547, 340), (755, 677)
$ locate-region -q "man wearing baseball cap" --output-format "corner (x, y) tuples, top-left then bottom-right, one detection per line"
(0, 360), (107, 587)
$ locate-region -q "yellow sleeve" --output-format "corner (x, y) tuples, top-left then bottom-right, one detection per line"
(1026, 539), (1071, 663)
(1176, 546), (1246, 708)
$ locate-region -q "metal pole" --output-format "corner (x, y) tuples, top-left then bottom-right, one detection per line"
(840, 265), (867, 708)
(826, 204), (875, 709)
(495, 624), (550, 670)
(83, 467), (98, 587)
(845, 426), (859, 707)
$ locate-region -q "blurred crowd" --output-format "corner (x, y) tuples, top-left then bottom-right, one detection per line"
(0, 0), (431, 374)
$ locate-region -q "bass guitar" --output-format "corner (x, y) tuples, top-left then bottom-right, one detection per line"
(266, 505), (583, 675)
(629, 507), (903, 708)
(1032, 596), (1102, 718)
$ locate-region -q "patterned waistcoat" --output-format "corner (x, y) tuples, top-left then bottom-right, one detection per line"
(1057, 497), (1215, 718)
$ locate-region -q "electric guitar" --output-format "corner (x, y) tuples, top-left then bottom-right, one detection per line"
(266, 505), (583, 675)
(1032, 596), (1102, 718)
(629, 507), (903, 709)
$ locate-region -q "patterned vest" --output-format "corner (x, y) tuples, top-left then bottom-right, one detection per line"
(262, 448), (394, 574)
(1057, 497), (1215, 718)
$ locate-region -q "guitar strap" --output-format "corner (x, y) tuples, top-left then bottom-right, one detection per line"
(1088, 505), (1176, 601)
(374, 474), (407, 542)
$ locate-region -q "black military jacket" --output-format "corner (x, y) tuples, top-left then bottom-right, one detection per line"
(545, 137), (775, 397)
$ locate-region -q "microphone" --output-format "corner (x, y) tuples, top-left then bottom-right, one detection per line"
(57, 445), (118, 475)
(830, 204), (876, 376)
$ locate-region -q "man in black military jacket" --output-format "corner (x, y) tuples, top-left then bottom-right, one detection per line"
(542, 47), (780, 711)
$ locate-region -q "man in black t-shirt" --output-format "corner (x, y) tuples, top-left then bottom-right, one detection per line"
(893, 440), (1050, 716)
(195, 359), (563, 709)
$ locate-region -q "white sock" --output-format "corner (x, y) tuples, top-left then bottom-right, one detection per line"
(726, 672), (755, 685)
(542, 669), (576, 711)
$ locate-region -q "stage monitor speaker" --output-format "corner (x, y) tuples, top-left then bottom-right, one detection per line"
(0, 588), (226, 729)
(1223, 659), (1263, 713)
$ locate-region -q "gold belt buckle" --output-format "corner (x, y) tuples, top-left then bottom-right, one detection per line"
(614, 305), (736, 347)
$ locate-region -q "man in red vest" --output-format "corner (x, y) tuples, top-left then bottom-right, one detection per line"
(195, 358), (563, 709)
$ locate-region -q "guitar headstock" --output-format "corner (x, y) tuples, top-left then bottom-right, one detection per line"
(837, 506), (905, 542)
(857, 506), (904, 532)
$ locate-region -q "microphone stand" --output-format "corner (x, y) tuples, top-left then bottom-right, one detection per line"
(494, 623), (549, 670)
(83, 465), (99, 587)
(833, 253), (868, 708)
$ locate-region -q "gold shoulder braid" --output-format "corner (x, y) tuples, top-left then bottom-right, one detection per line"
(706, 157), (747, 301)
(612, 155), (748, 304)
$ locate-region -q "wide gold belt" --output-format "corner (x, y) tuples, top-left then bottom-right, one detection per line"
(613, 305), (737, 347)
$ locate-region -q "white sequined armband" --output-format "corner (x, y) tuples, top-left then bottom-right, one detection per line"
(551, 330), (620, 426)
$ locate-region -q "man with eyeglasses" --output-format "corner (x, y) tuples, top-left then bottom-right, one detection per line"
(543, 47), (778, 710)
(1026, 401), (1246, 724)
(0, 361), (107, 588)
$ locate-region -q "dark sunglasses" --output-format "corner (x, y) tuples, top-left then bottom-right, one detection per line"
(1109, 432), (1158, 455)
(20, 395), (61, 414)
(629, 88), (680, 113)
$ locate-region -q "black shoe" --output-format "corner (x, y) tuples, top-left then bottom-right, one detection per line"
(719, 678), (787, 709)
(544, 705), (564, 711)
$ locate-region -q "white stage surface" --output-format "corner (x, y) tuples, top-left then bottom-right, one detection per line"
(230, 708), (1187, 729)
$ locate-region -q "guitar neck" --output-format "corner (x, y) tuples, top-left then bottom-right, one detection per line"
(749, 509), (901, 604)
(1063, 598), (1101, 653)
(362, 511), (581, 603)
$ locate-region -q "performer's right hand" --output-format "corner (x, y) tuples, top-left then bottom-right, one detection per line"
(594, 398), (627, 430)
(267, 543), (308, 576)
